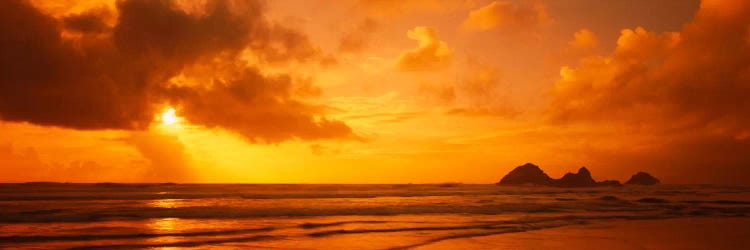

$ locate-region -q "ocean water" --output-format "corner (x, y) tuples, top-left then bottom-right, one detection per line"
(1, 183), (749, 249)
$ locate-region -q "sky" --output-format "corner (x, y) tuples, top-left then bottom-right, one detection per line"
(2, 0), (749, 184)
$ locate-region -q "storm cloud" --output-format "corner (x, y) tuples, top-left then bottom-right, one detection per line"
(0, 0), (352, 142)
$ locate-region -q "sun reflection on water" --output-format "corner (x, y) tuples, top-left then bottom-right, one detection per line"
(147, 217), (182, 249)
(152, 217), (178, 232)
(149, 199), (180, 208)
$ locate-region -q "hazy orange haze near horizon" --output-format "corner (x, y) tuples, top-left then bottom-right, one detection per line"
(3, 0), (750, 184)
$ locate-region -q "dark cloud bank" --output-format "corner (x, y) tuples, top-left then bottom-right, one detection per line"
(0, 0), (352, 143)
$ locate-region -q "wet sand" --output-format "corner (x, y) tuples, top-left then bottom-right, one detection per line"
(414, 217), (750, 249)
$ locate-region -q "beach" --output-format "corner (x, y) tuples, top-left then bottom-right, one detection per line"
(1, 183), (749, 249)
(416, 217), (750, 249)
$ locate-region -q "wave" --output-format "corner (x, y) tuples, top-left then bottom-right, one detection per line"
(303, 214), (680, 249)
(0, 204), (570, 223)
(303, 214), (678, 238)
(307, 224), (521, 237)
(299, 220), (389, 229)
(68, 235), (279, 250)
(0, 227), (274, 243)
(636, 198), (670, 203)
(3, 197), (750, 223)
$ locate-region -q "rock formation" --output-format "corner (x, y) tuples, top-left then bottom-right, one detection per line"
(497, 163), (652, 187)
(557, 167), (597, 187)
(625, 172), (660, 185)
(497, 163), (555, 186)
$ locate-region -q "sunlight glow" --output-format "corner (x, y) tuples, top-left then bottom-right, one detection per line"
(161, 108), (179, 126)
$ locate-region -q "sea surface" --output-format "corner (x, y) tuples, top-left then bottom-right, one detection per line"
(1, 183), (749, 249)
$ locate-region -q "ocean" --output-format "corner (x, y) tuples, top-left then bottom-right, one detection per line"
(1, 183), (749, 249)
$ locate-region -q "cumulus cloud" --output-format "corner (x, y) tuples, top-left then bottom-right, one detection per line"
(568, 29), (598, 50)
(0, 144), (49, 182)
(548, 0), (750, 182)
(554, 28), (601, 62)
(0, 0), (352, 143)
(396, 26), (453, 71)
(462, 0), (550, 31)
(0, 142), (133, 182)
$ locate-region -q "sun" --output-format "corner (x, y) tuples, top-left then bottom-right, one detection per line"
(160, 107), (179, 125)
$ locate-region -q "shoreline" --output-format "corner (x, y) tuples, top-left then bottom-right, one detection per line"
(412, 216), (750, 249)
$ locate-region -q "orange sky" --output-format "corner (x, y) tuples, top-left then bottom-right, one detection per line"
(2, 0), (750, 184)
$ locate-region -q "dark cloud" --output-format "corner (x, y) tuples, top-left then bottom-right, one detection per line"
(113, 0), (257, 64)
(248, 22), (322, 64)
(0, 0), (352, 142)
(163, 68), (354, 143)
(62, 7), (111, 33)
(0, 0), (142, 130)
